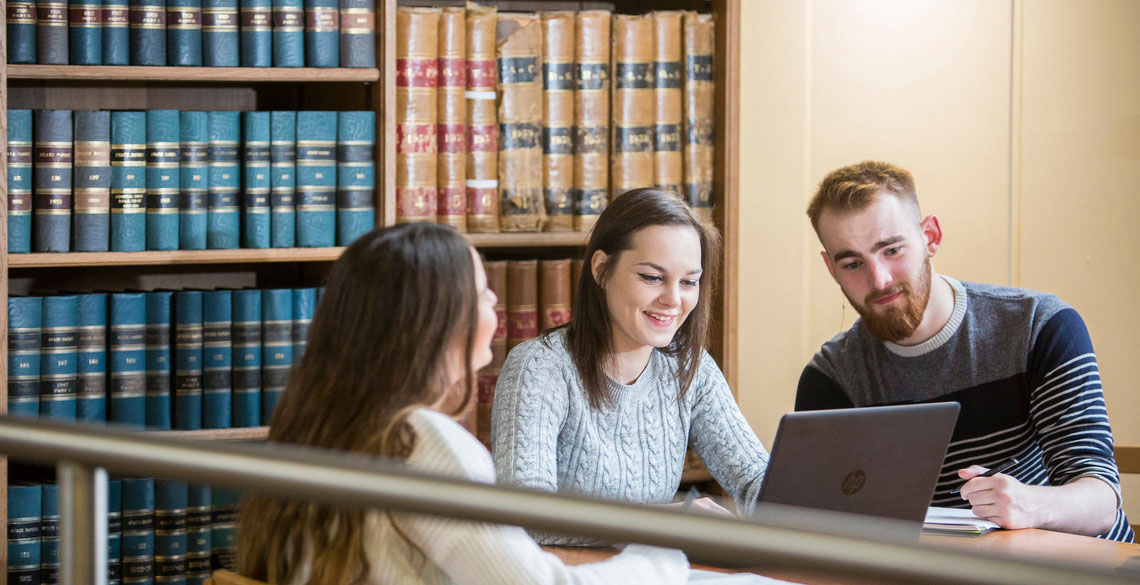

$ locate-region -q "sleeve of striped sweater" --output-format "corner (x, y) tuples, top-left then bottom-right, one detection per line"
(399, 410), (690, 585)
(1026, 308), (1122, 503)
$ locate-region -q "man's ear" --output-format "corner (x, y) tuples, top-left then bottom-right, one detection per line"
(920, 215), (943, 257)
(591, 250), (609, 287)
(821, 250), (838, 281)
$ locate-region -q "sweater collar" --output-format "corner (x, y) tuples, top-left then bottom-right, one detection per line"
(882, 275), (967, 357)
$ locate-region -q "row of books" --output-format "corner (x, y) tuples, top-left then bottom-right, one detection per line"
(474, 257), (576, 446)
(7, 287), (324, 430)
(8, 479), (241, 585)
(6, 0), (375, 67)
(7, 109), (375, 254)
(395, 6), (717, 233)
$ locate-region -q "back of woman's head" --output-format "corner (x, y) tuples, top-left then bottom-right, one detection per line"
(239, 222), (478, 584)
(568, 188), (722, 409)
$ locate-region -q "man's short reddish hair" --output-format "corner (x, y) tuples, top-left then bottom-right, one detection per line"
(807, 161), (919, 233)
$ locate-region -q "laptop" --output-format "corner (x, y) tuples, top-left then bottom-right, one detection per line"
(756, 403), (959, 523)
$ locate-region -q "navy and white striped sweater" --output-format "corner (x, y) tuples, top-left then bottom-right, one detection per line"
(796, 277), (1134, 542)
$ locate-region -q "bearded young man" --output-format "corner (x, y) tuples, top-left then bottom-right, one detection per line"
(796, 160), (1133, 542)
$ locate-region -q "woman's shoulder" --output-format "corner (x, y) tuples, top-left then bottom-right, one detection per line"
(504, 328), (570, 364)
(406, 408), (495, 483)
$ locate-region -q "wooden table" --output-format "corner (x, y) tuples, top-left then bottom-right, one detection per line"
(545, 529), (1140, 585)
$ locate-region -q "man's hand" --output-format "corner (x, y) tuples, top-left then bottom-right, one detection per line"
(956, 467), (1117, 536)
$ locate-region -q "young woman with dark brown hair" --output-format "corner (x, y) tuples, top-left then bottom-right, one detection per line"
(491, 189), (770, 546)
(238, 223), (688, 584)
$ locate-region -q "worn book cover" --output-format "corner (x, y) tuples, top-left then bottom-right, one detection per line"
(464, 2), (499, 232)
(573, 10), (610, 231)
(683, 11), (716, 221)
(396, 7), (440, 224)
(612, 14), (656, 197)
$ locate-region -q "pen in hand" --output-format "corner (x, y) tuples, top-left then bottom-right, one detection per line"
(950, 456), (1019, 495)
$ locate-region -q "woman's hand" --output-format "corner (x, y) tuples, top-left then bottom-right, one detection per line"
(663, 497), (735, 518)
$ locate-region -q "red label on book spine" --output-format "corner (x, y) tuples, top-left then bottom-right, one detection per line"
(396, 58), (439, 88)
(396, 124), (437, 154)
(467, 59), (496, 90)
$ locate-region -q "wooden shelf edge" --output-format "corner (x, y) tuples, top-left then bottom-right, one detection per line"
(7, 65), (380, 83)
(151, 427), (269, 441)
(465, 232), (588, 248)
(8, 248), (346, 267)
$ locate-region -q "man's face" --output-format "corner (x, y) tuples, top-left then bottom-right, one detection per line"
(816, 194), (934, 343)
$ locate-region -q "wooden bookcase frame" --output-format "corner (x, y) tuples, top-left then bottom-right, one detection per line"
(0, 0), (738, 578)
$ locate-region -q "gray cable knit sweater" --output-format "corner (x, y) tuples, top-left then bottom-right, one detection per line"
(491, 329), (769, 546)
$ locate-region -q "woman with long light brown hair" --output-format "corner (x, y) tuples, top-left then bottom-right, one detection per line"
(238, 223), (687, 585)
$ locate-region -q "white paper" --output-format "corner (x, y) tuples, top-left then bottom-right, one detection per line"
(688, 569), (804, 584)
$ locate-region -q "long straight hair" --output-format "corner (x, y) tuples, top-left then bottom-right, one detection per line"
(565, 188), (722, 409)
(238, 223), (479, 585)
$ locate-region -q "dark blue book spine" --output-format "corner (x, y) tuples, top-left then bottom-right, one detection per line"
(73, 110), (112, 252)
(166, 0), (202, 65)
(102, 0), (129, 65)
(174, 291), (204, 430)
(108, 479), (123, 585)
(76, 293), (109, 422)
(242, 112), (271, 248)
(7, 0), (38, 64)
(40, 484), (59, 585)
(185, 485), (211, 585)
(336, 110), (375, 245)
(303, 0), (336, 67)
(129, 0), (166, 65)
(337, 0), (373, 68)
(296, 111), (336, 247)
(8, 110), (34, 254)
(146, 110), (181, 251)
(230, 289), (261, 427)
(7, 484), (42, 585)
(202, 290), (232, 429)
(179, 112), (209, 250)
(207, 111), (240, 249)
(40, 295), (78, 421)
(271, 0), (302, 67)
(239, 0), (271, 66)
(122, 478), (155, 585)
(145, 291), (173, 430)
(260, 288), (292, 422)
(109, 292), (147, 426)
(202, 0), (238, 66)
(111, 111), (148, 252)
(36, 0), (68, 64)
(33, 110), (73, 253)
(208, 488), (239, 571)
(269, 111), (296, 247)
(69, 0), (103, 64)
(290, 287), (315, 363)
(8, 296), (43, 418)
(155, 480), (188, 585)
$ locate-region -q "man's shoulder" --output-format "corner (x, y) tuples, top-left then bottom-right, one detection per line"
(960, 280), (1072, 328)
(809, 322), (872, 376)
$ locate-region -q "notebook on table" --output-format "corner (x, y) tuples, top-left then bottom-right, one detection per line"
(756, 403), (960, 523)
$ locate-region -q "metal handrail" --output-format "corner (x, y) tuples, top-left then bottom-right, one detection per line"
(0, 415), (1133, 585)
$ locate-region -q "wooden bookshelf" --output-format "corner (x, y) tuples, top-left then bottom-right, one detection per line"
(152, 427), (271, 442)
(6, 65), (380, 83)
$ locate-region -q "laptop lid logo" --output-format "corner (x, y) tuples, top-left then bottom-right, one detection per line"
(841, 470), (866, 496)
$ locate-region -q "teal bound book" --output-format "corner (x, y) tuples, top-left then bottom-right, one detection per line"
(269, 111), (297, 247)
(103, 0), (130, 65)
(121, 478), (156, 584)
(202, 0), (239, 66)
(296, 111), (337, 247)
(303, 0), (338, 66)
(73, 110), (113, 252)
(8, 296), (42, 418)
(41, 484), (60, 583)
(7, 0), (37, 63)
(7, 483), (42, 584)
(76, 293), (109, 422)
(202, 290), (232, 429)
(209, 488), (240, 571)
(108, 479), (123, 584)
(154, 480), (189, 583)
(174, 290), (204, 430)
(111, 111), (148, 252)
(231, 289), (261, 427)
(336, 111), (375, 246)
(260, 289), (292, 422)
(40, 295), (79, 421)
(240, 0), (271, 66)
(242, 112), (271, 248)
(146, 291), (174, 430)
(69, 0), (103, 64)
(207, 111), (241, 249)
(146, 110), (181, 251)
(180, 111), (209, 250)
(129, 0), (167, 65)
(36, 0), (69, 64)
(168, 0), (204, 66)
(271, 0), (303, 67)
(185, 485), (212, 585)
(7, 109), (34, 253)
(109, 293), (147, 426)
(337, 0), (374, 67)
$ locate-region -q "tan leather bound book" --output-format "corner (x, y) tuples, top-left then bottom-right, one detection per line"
(497, 14), (546, 232)
(465, 2), (500, 233)
(476, 259), (507, 447)
(437, 6), (467, 231)
(541, 11), (575, 232)
(683, 11), (716, 222)
(611, 14), (656, 196)
(396, 7), (441, 224)
(506, 259), (539, 351)
(573, 10), (611, 232)
(539, 258), (572, 331)
(653, 11), (684, 196)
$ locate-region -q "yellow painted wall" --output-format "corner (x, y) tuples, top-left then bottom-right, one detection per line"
(737, 0), (1140, 521)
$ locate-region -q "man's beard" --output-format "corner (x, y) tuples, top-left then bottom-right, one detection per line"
(850, 260), (932, 343)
